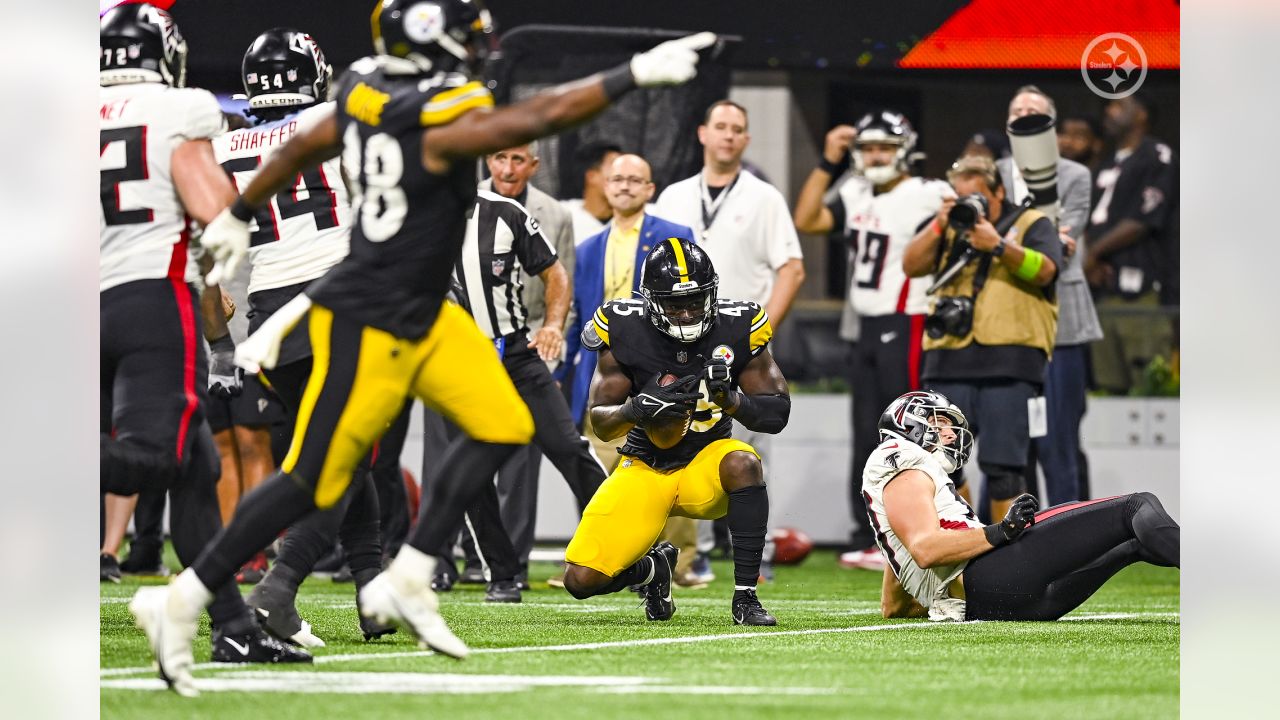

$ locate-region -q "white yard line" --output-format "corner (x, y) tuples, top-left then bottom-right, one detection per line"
(100, 611), (1178, 679)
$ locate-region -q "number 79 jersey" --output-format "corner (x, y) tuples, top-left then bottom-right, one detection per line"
(582, 297), (773, 471)
(833, 175), (949, 316)
(304, 56), (495, 339)
(212, 102), (351, 295)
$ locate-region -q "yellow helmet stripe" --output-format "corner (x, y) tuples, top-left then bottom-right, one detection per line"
(371, 1), (384, 48)
(669, 238), (690, 283)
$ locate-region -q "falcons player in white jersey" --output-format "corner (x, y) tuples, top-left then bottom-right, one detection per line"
(99, 4), (309, 677)
(210, 27), (396, 649)
(794, 110), (951, 571)
(864, 391), (1179, 622)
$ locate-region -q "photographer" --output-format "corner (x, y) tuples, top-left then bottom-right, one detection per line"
(902, 155), (1061, 522)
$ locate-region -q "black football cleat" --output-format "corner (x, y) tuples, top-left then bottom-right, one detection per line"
(458, 563), (487, 585)
(247, 575), (325, 648)
(485, 579), (522, 603)
(356, 592), (398, 641)
(211, 626), (313, 664)
(100, 553), (122, 584)
(732, 588), (777, 626)
(643, 542), (678, 621)
(119, 544), (169, 577)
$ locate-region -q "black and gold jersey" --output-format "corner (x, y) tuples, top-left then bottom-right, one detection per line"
(306, 56), (494, 338)
(582, 297), (773, 471)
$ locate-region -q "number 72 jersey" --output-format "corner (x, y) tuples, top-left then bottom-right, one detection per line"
(582, 297), (773, 471)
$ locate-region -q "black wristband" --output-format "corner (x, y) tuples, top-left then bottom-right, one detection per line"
(229, 197), (255, 223)
(208, 333), (235, 353)
(601, 63), (637, 101)
(983, 523), (1008, 548)
(817, 157), (843, 177)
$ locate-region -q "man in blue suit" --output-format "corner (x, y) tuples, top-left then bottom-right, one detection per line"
(558, 153), (694, 470)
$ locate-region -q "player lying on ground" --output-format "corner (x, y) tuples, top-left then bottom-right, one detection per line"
(863, 390), (1180, 621)
(562, 238), (789, 626)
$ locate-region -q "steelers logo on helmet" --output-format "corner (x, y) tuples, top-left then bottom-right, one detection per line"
(711, 345), (735, 365)
(853, 109), (918, 186)
(640, 238), (720, 343)
(404, 2), (446, 43)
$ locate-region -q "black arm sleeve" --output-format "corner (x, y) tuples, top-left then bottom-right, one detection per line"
(730, 393), (791, 434)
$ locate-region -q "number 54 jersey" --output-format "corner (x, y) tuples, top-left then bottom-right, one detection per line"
(582, 297), (773, 471)
(211, 102), (351, 296)
(305, 56), (494, 339)
(99, 83), (225, 292)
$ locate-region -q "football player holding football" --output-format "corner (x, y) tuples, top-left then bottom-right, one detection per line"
(562, 238), (790, 626)
(129, 0), (717, 696)
(865, 390), (1179, 621)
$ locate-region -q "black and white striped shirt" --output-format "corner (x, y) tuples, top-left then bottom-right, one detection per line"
(454, 189), (558, 340)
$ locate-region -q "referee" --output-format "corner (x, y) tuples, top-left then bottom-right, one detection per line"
(426, 188), (606, 601)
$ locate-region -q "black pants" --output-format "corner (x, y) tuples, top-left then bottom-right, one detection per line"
(849, 314), (924, 549)
(101, 279), (252, 632)
(963, 493), (1179, 620)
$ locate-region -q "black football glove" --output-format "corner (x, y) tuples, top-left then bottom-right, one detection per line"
(621, 372), (701, 425)
(984, 493), (1038, 547)
(208, 334), (244, 400)
(703, 358), (737, 410)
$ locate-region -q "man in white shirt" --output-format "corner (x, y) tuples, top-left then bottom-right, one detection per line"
(654, 100), (805, 582)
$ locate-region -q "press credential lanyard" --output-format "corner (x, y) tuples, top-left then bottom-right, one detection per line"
(699, 172), (741, 242)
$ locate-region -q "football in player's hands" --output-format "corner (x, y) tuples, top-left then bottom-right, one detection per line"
(630, 372), (699, 449)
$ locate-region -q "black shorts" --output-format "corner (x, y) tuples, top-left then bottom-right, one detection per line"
(248, 281), (313, 367)
(101, 278), (208, 464)
(206, 373), (287, 433)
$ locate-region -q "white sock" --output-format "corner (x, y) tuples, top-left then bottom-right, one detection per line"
(388, 545), (437, 592)
(734, 584), (756, 592)
(170, 569), (213, 620)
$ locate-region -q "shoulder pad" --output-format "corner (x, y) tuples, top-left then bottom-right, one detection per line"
(582, 304), (611, 350)
(717, 300), (772, 354)
(420, 80), (493, 127)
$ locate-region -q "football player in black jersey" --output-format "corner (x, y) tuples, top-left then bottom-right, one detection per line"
(562, 238), (790, 626)
(129, 0), (717, 694)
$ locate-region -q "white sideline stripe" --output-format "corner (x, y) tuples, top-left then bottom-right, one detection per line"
(100, 611), (1178, 679)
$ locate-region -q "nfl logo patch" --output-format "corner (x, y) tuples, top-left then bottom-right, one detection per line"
(286, 69), (298, 82)
(246, 72), (258, 84)
(491, 258), (506, 276)
(677, 351), (688, 363)
(127, 44), (140, 59)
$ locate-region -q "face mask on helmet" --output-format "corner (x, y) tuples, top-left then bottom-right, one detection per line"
(853, 136), (908, 186)
(648, 286), (717, 342)
(921, 411), (973, 474)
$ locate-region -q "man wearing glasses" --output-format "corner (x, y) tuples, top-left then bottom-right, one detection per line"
(559, 154), (695, 472)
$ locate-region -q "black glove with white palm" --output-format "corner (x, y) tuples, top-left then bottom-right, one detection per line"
(208, 334), (243, 400)
(703, 358), (740, 412)
(984, 493), (1039, 547)
(620, 373), (702, 426)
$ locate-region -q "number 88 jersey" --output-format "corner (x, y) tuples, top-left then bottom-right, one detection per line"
(306, 56), (494, 338)
(582, 297), (773, 471)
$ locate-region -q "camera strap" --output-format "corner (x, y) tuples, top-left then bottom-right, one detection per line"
(971, 204), (1030, 298)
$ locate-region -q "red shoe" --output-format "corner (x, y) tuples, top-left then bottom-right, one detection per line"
(236, 552), (269, 584)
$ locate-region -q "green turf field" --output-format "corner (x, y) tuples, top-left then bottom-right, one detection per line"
(100, 549), (1179, 719)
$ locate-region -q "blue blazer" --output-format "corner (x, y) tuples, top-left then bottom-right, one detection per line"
(556, 214), (695, 424)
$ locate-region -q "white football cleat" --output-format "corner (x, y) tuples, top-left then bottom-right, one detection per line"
(129, 586), (199, 697)
(358, 573), (469, 659)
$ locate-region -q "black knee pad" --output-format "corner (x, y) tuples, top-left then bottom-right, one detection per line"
(101, 435), (180, 495)
(982, 466), (1026, 500)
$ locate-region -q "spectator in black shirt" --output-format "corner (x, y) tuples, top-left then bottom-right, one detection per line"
(1084, 96), (1179, 394)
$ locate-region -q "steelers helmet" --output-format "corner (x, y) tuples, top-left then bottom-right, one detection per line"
(853, 110), (917, 185)
(100, 2), (188, 87)
(878, 391), (973, 473)
(242, 29), (333, 115)
(372, 0), (494, 76)
(640, 238), (719, 343)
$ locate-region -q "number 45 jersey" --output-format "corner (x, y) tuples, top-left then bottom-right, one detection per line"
(832, 176), (949, 316)
(211, 102), (351, 296)
(99, 83), (225, 292)
(305, 56), (494, 339)
(582, 297), (773, 471)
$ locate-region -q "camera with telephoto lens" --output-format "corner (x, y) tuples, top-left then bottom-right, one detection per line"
(924, 296), (975, 339)
(947, 193), (990, 232)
